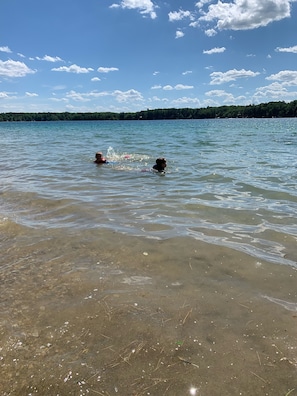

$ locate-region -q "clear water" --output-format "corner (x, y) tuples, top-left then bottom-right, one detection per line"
(1, 118), (296, 266)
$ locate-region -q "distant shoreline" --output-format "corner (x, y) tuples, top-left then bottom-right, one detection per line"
(1, 99), (297, 121)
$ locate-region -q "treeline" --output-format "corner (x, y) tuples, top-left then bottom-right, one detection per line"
(1, 100), (297, 122)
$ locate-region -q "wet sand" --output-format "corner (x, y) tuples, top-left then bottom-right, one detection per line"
(1, 226), (297, 395)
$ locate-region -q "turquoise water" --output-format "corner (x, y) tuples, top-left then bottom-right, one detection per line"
(1, 119), (297, 395)
(1, 118), (296, 266)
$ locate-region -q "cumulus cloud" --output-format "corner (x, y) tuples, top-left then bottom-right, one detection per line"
(203, 47), (226, 55)
(199, 0), (293, 31)
(110, 0), (157, 19)
(196, 0), (212, 9)
(0, 46), (12, 53)
(160, 84), (194, 90)
(266, 70), (297, 85)
(171, 97), (201, 106)
(113, 89), (143, 102)
(205, 28), (217, 37)
(168, 9), (194, 22)
(189, 20), (199, 28)
(254, 82), (297, 100)
(65, 90), (108, 102)
(205, 89), (246, 103)
(206, 89), (231, 97)
(175, 84), (194, 90)
(275, 45), (297, 53)
(36, 55), (63, 62)
(163, 85), (173, 91)
(91, 77), (101, 82)
(151, 84), (162, 89)
(52, 64), (93, 73)
(63, 88), (143, 104)
(210, 68), (260, 85)
(175, 30), (185, 39)
(97, 67), (119, 73)
(0, 60), (36, 77)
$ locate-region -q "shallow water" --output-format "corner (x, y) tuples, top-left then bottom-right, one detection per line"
(1, 119), (297, 265)
(1, 119), (297, 395)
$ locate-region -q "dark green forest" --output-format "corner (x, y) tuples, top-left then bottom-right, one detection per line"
(1, 100), (297, 122)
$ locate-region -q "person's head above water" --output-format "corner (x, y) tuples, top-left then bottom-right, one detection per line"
(94, 151), (107, 164)
(153, 157), (167, 172)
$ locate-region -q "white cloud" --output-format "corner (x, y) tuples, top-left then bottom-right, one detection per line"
(153, 71), (159, 75)
(50, 97), (68, 103)
(203, 47), (226, 55)
(0, 46), (12, 53)
(113, 89), (143, 102)
(196, 0), (212, 9)
(199, 0), (294, 31)
(182, 70), (192, 75)
(66, 90), (94, 102)
(175, 84), (194, 90)
(36, 55), (63, 62)
(210, 68), (260, 85)
(52, 64), (93, 73)
(110, 0), (157, 19)
(91, 77), (101, 82)
(168, 9), (194, 22)
(205, 28), (217, 37)
(275, 45), (297, 53)
(97, 67), (119, 73)
(63, 88), (143, 104)
(175, 30), (185, 39)
(254, 82), (297, 100)
(266, 70), (297, 85)
(0, 91), (12, 99)
(25, 92), (38, 97)
(206, 89), (230, 97)
(206, 89), (235, 100)
(161, 84), (194, 90)
(189, 20), (199, 28)
(151, 84), (162, 89)
(149, 95), (163, 102)
(205, 89), (246, 104)
(0, 60), (36, 77)
(171, 97), (201, 106)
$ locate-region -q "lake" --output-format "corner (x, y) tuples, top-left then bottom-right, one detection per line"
(1, 119), (297, 395)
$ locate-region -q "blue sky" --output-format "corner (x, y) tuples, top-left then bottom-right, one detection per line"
(1, 0), (297, 113)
